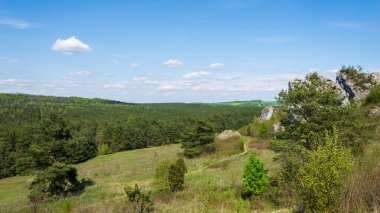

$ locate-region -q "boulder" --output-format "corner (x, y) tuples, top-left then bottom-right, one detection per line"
(273, 122), (285, 132)
(369, 106), (380, 117)
(259, 106), (274, 122)
(215, 130), (241, 141)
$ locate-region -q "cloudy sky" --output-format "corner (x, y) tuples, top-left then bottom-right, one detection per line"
(0, 0), (379, 103)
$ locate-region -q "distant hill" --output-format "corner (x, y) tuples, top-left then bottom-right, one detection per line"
(212, 100), (279, 107)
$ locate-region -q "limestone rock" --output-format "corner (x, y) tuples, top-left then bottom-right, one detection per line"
(369, 106), (380, 117)
(259, 106), (274, 122)
(336, 70), (380, 100)
(273, 123), (285, 132)
(215, 130), (241, 140)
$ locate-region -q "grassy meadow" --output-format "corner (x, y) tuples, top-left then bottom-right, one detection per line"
(0, 136), (285, 213)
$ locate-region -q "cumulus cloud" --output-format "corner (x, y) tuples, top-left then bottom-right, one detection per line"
(183, 71), (211, 79)
(0, 18), (33, 29)
(0, 79), (17, 84)
(52, 36), (93, 54)
(209, 63), (225, 69)
(103, 83), (126, 89)
(71, 70), (91, 77)
(162, 59), (184, 67)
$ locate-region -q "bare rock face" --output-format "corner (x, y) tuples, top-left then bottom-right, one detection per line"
(259, 106), (274, 122)
(273, 122), (285, 132)
(369, 106), (380, 117)
(215, 130), (241, 140)
(336, 70), (380, 100)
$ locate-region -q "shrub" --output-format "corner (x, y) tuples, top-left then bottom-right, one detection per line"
(28, 163), (81, 202)
(125, 184), (154, 213)
(243, 154), (269, 196)
(168, 158), (187, 192)
(98, 143), (112, 155)
(297, 128), (352, 212)
(258, 123), (268, 139)
(366, 84), (380, 105)
(154, 159), (171, 191)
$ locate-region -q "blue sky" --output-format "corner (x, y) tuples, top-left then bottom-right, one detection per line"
(0, 0), (379, 102)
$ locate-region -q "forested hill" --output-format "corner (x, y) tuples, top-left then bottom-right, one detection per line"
(0, 93), (263, 178)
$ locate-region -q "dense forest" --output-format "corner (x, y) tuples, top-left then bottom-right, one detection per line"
(0, 94), (262, 178)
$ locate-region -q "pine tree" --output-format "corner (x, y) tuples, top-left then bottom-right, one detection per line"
(243, 154), (269, 196)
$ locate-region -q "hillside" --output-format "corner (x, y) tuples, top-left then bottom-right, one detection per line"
(0, 136), (283, 213)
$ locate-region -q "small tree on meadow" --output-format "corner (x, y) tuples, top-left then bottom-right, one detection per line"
(298, 127), (352, 212)
(243, 154), (269, 196)
(125, 184), (154, 213)
(168, 158), (187, 192)
(28, 163), (81, 203)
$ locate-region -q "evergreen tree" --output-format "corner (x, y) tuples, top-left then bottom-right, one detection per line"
(168, 158), (187, 192)
(243, 154), (269, 196)
(28, 163), (81, 202)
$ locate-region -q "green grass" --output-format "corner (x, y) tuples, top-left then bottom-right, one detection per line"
(0, 140), (285, 213)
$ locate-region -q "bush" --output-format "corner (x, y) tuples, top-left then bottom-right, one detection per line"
(28, 163), (81, 202)
(366, 84), (380, 105)
(243, 154), (269, 196)
(98, 143), (112, 155)
(125, 184), (154, 213)
(154, 160), (171, 191)
(168, 158), (187, 192)
(258, 123), (268, 138)
(297, 128), (352, 212)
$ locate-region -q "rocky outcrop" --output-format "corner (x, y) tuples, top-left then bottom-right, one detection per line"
(273, 122), (285, 132)
(369, 106), (380, 116)
(215, 130), (241, 140)
(259, 106), (274, 122)
(336, 70), (380, 100)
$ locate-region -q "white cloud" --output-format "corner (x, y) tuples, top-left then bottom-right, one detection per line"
(51, 36), (93, 54)
(209, 63), (225, 69)
(0, 79), (16, 84)
(71, 70), (91, 77)
(0, 18), (33, 29)
(133, 76), (147, 81)
(103, 83), (126, 89)
(0, 56), (18, 63)
(129, 63), (139, 68)
(183, 71), (211, 79)
(162, 59), (184, 67)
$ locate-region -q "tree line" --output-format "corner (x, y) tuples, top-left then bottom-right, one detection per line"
(0, 94), (262, 178)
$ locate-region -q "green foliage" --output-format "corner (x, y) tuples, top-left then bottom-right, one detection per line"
(243, 154), (269, 196)
(277, 72), (371, 153)
(182, 120), (215, 158)
(98, 143), (111, 155)
(125, 184), (154, 213)
(366, 84), (380, 105)
(168, 158), (187, 192)
(258, 123), (268, 139)
(340, 66), (374, 90)
(297, 128), (352, 212)
(154, 159), (171, 191)
(28, 163), (81, 203)
(64, 137), (97, 164)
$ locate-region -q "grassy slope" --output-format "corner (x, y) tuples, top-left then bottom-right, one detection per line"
(0, 138), (283, 213)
